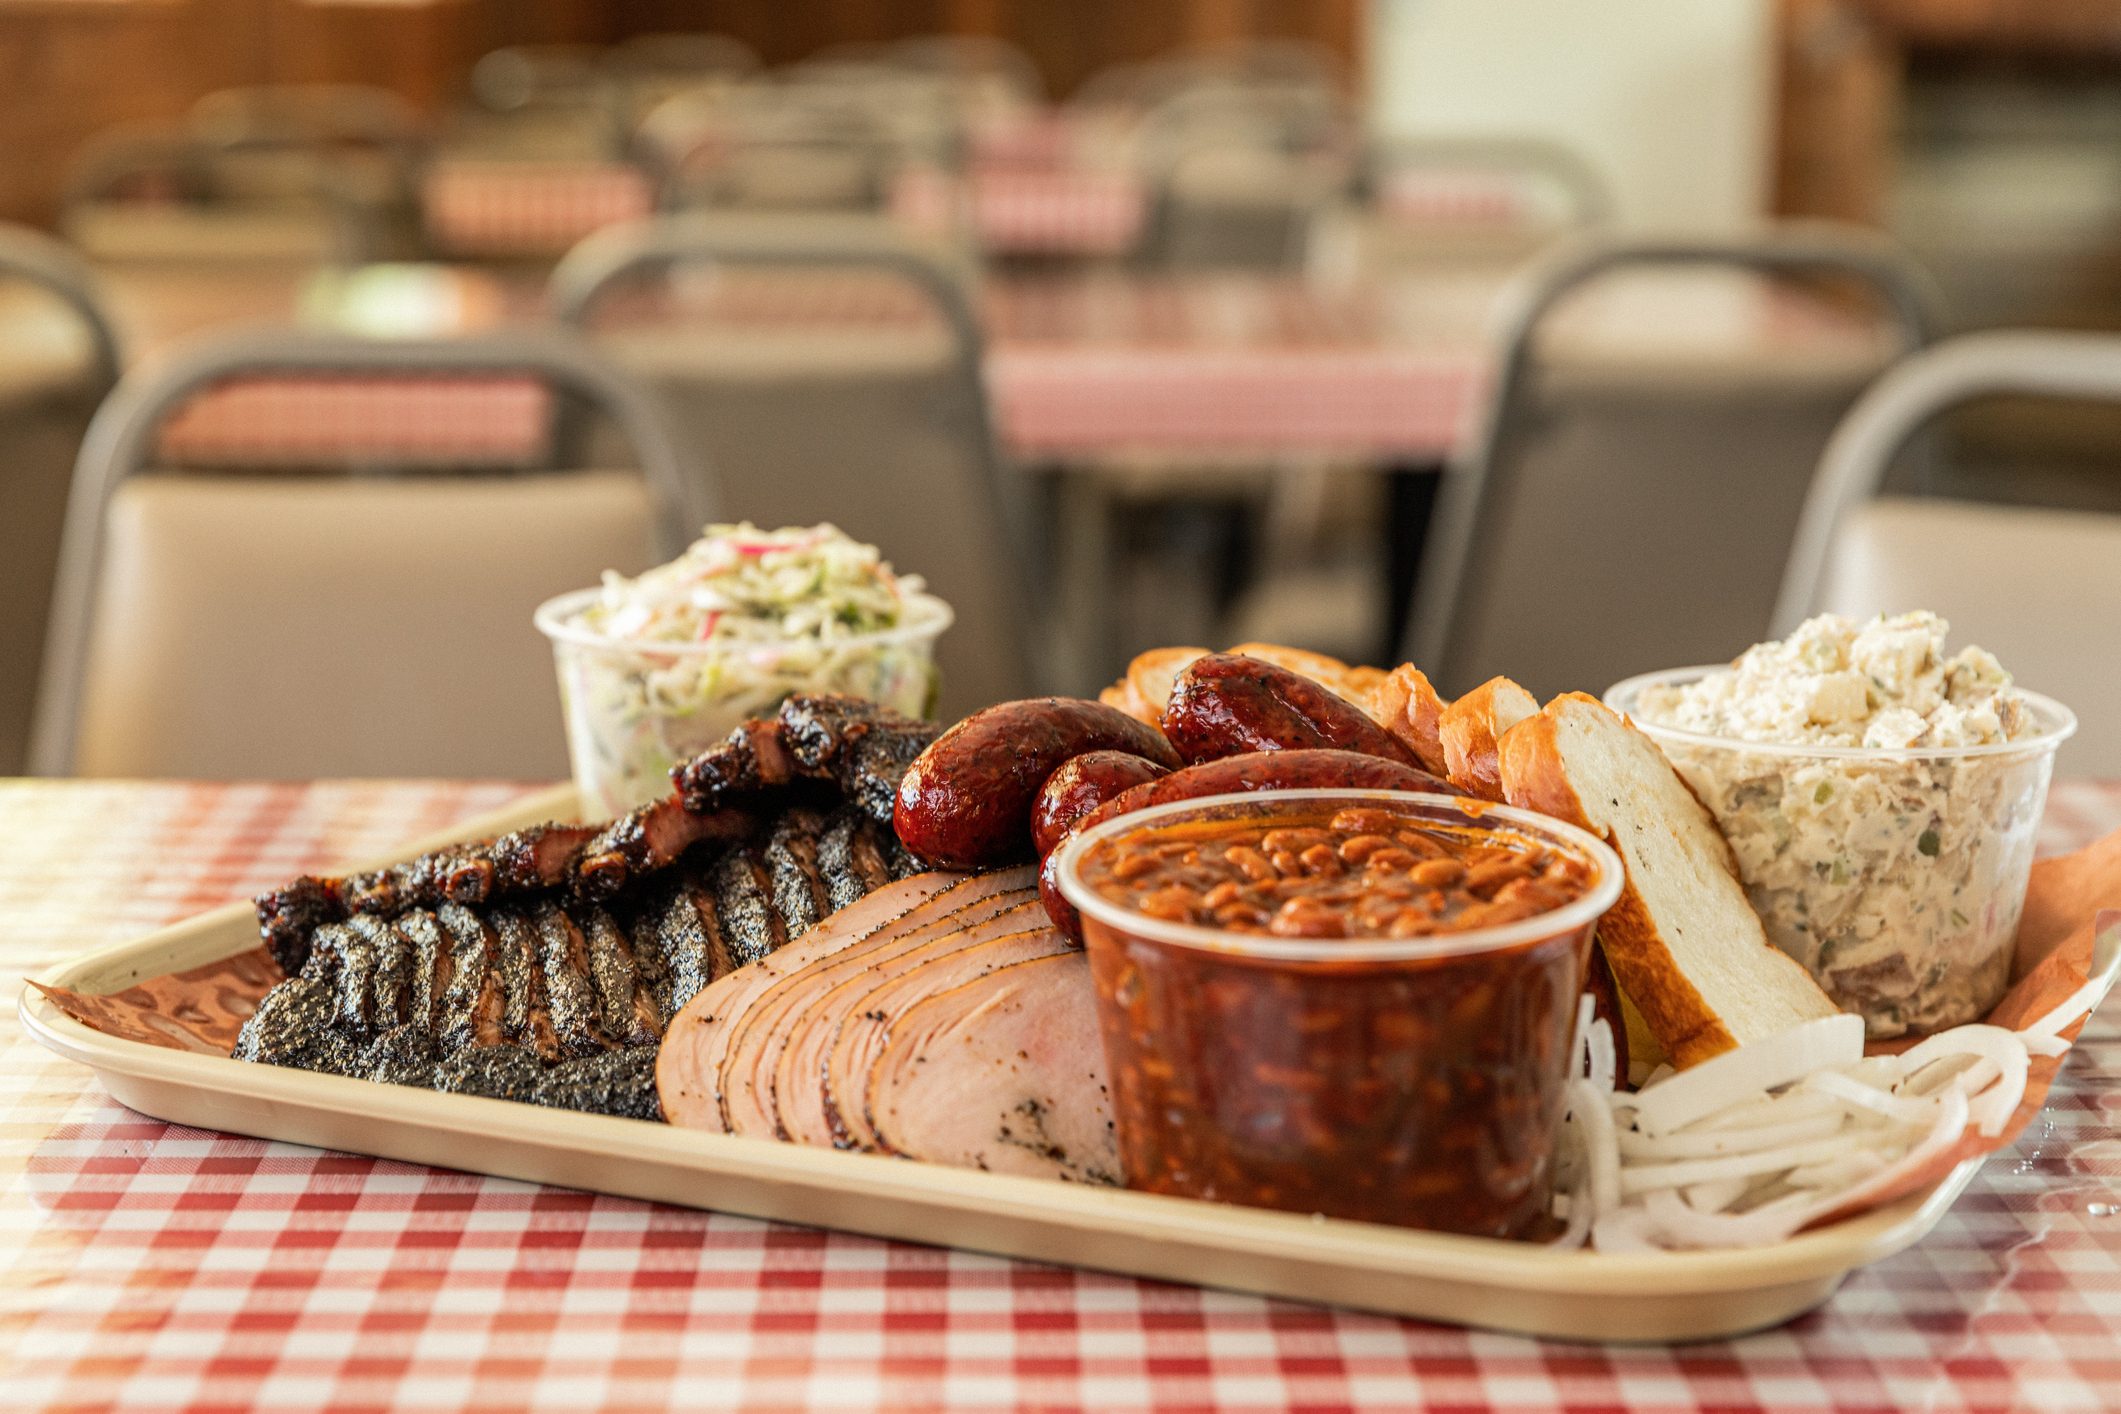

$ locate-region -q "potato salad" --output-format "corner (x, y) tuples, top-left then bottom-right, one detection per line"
(1629, 613), (2059, 1038)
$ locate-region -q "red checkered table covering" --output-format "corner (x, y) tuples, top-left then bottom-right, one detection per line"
(422, 161), (656, 259)
(157, 373), (554, 467)
(892, 166), (1149, 258)
(3, 778), (2119, 1411)
(114, 263), (1885, 469)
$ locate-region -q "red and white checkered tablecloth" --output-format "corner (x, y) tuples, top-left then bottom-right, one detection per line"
(892, 166), (1148, 258)
(422, 161), (656, 259)
(107, 265), (1912, 470)
(157, 374), (553, 467)
(4, 778), (2120, 1410)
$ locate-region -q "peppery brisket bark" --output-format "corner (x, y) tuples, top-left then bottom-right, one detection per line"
(238, 697), (937, 1121)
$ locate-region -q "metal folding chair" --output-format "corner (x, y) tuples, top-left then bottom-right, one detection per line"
(1775, 331), (2121, 773)
(550, 213), (1037, 711)
(1404, 223), (1940, 698)
(0, 226), (121, 774)
(62, 125), (376, 265)
(30, 330), (699, 779)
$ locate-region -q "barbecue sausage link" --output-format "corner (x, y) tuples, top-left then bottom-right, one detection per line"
(894, 699), (1184, 869)
(1029, 751), (1172, 859)
(1160, 653), (1421, 767)
(1037, 748), (1452, 938)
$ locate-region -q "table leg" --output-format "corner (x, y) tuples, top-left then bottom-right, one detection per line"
(1053, 470), (1117, 695)
(1382, 462), (1444, 666)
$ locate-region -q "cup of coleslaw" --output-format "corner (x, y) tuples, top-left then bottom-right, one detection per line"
(1607, 627), (2075, 1039)
(535, 523), (952, 816)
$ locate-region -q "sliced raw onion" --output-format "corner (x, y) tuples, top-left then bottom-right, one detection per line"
(1897, 1025), (2028, 1138)
(1801, 1069), (1936, 1125)
(1640, 1187), (1815, 1249)
(2021, 973), (2114, 1040)
(1628, 1014), (1866, 1137)
(1616, 1109), (1848, 1161)
(1619, 1133), (1874, 1197)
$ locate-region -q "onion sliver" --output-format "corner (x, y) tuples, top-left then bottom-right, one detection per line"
(1898, 1025), (2028, 1138)
(1808, 1089), (1971, 1219)
(1619, 1134), (1874, 1197)
(1573, 1077), (1620, 1220)
(2021, 972), (2114, 1039)
(1590, 1207), (1662, 1253)
(1616, 1110), (1848, 1161)
(1641, 1187), (1815, 1250)
(1802, 1069), (1936, 1125)
(1697, 1088), (1846, 1132)
(1629, 1014), (1865, 1138)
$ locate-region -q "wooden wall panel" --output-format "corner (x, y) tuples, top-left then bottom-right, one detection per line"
(0, 0), (1361, 227)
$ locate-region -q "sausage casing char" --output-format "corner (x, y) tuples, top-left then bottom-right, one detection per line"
(1038, 748), (1452, 939)
(894, 698), (1182, 869)
(1161, 653), (1421, 767)
(1030, 751), (1172, 858)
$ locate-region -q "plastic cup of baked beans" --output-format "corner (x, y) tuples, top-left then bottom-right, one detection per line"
(1054, 788), (1623, 1239)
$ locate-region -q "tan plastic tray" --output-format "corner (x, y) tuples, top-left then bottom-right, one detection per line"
(19, 785), (1986, 1343)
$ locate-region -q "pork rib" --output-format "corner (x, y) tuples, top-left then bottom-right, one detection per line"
(675, 695), (936, 823)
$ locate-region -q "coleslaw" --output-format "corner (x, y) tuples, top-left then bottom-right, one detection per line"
(537, 523), (952, 814)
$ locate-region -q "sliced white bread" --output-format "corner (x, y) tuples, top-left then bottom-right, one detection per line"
(1371, 663), (1452, 777)
(1099, 646), (1208, 725)
(1439, 676), (1539, 801)
(1498, 693), (1841, 1069)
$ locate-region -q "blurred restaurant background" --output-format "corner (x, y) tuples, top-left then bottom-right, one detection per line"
(4, 0), (2120, 782)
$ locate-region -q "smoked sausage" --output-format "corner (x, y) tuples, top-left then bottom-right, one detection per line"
(1037, 748), (1452, 938)
(1161, 654), (1421, 767)
(1030, 751), (1171, 858)
(895, 698), (1183, 869)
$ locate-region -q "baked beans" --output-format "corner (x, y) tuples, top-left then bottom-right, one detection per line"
(1067, 794), (1609, 1238)
(1076, 803), (1593, 941)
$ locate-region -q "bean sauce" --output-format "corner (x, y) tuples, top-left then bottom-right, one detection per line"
(1066, 796), (1608, 1239)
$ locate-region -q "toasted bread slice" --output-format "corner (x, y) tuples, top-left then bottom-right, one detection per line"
(1498, 693), (1840, 1068)
(1099, 646), (1209, 726)
(1439, 676), (1539, 801)
(1371, 663), (1452, 777)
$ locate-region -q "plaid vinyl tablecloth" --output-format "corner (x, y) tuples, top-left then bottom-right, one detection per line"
(891, 166), (1149, 258)
(5, 778), (2118, 1411)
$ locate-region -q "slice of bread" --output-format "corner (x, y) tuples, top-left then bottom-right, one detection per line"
(1371, 663), (1452, 777)
(1439, 676), (1539, 801)
(1498, 693), (1841, 1068)
(1100, 646), (1209, 725)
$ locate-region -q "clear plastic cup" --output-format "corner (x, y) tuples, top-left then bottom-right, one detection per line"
(1054, 789), (1623, 1238)
(534, 587), (952, 816)
(1606, 669), (2077, 1038)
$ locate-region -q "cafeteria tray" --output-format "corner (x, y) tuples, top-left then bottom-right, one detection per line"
(19, 784), (1989, 1344)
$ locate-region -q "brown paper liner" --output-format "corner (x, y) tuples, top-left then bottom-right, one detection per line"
(31, 948), (280, 1056)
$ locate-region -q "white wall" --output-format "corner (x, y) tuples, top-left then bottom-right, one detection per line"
(1367, 0), (1775, 233)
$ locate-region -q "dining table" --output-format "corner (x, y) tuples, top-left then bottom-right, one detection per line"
(3, 775), (2119, 1410)
(79, 252), (1888, 684)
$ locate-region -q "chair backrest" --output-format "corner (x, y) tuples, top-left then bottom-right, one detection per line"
(0, 227), (121, 775)
(1405, 223), (1940, 699)
(1352, 135), (1610, 267)
(1775, 330), (2121, 774)
(550, 213), (1037, 713)
(30, 331), (699, 779)
(62, 126), (373, 265)
(1134, 85), (1352, 270)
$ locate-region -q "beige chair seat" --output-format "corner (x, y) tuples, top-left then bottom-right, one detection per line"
(1816, 496), (2121, 774)
(64, 204), (343, 265)
(74, 472), (656, 779)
